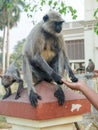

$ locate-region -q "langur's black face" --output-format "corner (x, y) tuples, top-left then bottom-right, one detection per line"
(54, 21), (64, 33)
(42, 11), (64, 35)
(1, 75), (13, 87)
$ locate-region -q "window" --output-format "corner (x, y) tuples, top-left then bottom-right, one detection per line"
(66, 40), (84, 60)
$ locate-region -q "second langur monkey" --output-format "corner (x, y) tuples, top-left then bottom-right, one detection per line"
(22, 10), (78, 107)
(0, 61), (23, 100)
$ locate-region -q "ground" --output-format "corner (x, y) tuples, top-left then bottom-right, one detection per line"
(0, 116), (11, 129)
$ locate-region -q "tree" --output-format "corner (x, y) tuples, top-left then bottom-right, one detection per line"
(10, 39), (25, 69)
(0, 1), (7, 73)
(6, 0), (25, 68)
(0, 37), (3, 52)
(23, 0), (77, 23)
(24, 0), (98, 35)
(0, 0), (25, 72)
(0, 37), (3, 66)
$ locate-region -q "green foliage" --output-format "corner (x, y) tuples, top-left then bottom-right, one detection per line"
(94, 8), (98, 19)
(0, 37), (3, 52)
(0, 0), (77, 24)
(23, 0), (77, 22)
(0, 116), (6, 122)
(0, 0), (25, 29)
(10, 39), (25, 69)
(94, 22), (98, 35)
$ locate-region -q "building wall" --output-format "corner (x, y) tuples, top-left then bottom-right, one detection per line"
(84, 0), (98, 21)
(84, 0), (98, 69)
(94, 34), (98, 70)
(84, 29), (95, 67)
(63, 0), (98, 70)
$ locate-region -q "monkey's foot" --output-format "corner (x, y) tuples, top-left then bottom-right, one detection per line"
(29, 89), (41, 107)
(71, 77), (78, 82)
(15, 86), (24, 100)
(15, 94), (20, 100)
(2, 93), (11, 99)
(54, 87), (65, 105)
(51, 72), (63, 85)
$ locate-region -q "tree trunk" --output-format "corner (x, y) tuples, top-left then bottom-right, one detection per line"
(6, 20), (10, 69)
(2, 27), (6, 74)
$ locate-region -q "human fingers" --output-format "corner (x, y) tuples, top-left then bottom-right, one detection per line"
(61, 78), (79, 90)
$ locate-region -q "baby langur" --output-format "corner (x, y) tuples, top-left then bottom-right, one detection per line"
(0, 59), (23, 99)
(22, 10), (78, 107)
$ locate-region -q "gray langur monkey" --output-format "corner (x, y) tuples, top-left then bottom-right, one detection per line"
(22, 10), (78, 107)
(0, 56), (24, 99)
(86, 59), (95, 73)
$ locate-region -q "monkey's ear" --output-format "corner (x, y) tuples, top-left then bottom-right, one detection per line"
(43, 15), (49, 22)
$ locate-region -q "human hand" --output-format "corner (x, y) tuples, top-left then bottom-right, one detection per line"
(61, 78), (87, 91)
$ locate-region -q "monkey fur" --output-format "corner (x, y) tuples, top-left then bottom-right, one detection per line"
(22, 10), (78, 107)
(86, 59), (95, 73)
(0, 61), (23, 99)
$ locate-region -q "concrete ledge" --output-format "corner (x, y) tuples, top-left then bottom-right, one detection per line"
(6, 115), (83, 130)
(0, 81), (91, 120)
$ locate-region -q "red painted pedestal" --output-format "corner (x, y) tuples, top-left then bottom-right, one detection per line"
(0, 81), (91, 130)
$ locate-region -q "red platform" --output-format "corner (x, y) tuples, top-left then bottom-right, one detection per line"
(0, 81), (91, 120)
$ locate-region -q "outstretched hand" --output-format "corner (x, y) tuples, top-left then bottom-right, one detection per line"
(61, 78), (87, 91)
(62, 77), (98, 110)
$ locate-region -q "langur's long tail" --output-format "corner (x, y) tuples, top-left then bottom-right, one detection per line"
(7, 55), (23, 71)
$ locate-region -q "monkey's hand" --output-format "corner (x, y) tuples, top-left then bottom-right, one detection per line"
(69, 71), (78, 82)
(54, 87), (65, 105)
(29, 89), (41, 107)
(51, 72), (63, 85)
(70, 76), (78, 82)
